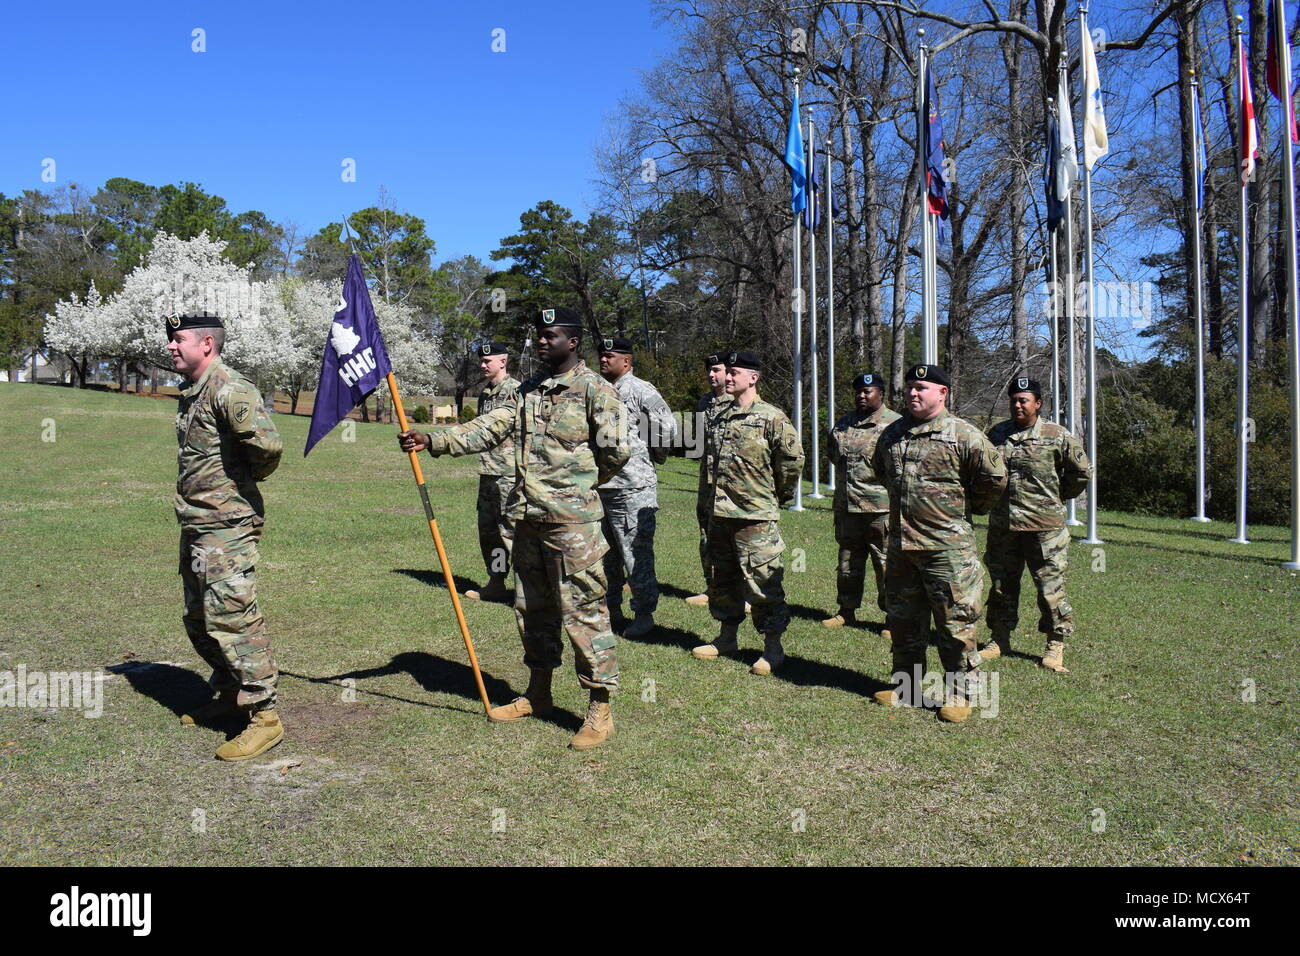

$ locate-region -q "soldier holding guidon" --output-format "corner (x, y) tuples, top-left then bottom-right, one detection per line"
(597, 336), (677, 638)
(981, 376), (1092, 673)
(823, 372), (901, 630)
(398, 308), (630, 750)
(463, 341), (520, 604)
(870, 364), (1007, 722)
(691, 351), (804, 675)
(167, 313), (286, 761)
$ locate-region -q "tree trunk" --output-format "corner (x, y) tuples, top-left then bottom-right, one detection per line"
(1248, 0), (1273, 365)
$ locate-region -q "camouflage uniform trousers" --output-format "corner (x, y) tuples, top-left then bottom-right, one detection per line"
(834, 511), (890, 614)
(599, 486), (659, 616)
(695, 498), (711, 588)
(476, 474), (516, 587)
(884, 546), (984, 696)
(511, 519), (618, 691)
(984, 525), (1074, 640)
(179, 518), (278, 709)
(705, 517), (790, 634)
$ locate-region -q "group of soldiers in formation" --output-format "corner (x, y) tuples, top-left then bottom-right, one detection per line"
(165, 305), (1092, 760)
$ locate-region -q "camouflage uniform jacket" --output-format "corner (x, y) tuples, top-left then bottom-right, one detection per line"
(695, 390), (731, 496)
(986, 417), (1091, 531)
(828, 405), (902, 514)
(475, 375), (521, 477)
(703, 395), (804, 520)
(175, 357), (283, 528)
(428, 360), (630, 524)
(599, 371), (676, 491)
(871, 408), (1007, 551)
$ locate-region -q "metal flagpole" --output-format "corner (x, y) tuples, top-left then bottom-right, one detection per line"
(791, 69), (805, 512)
(1192, 71), (1210, 521)
(1273, 0), (1300, 568)
(1049, 96), (1062, 425)
(825, 136), (836, 490)
(1232, 15), (1252, 544)
(808, 109), (823, 499)
(919, 33), (938, 364)
(1062, 65), (1082, 526)
(1081, 4), (1102, 545)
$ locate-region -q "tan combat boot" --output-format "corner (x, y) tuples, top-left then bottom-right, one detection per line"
(822, 608), (856, 629)
(751, 632), (786, 675)
(692, 621), (739, 659)
(466, 579), (511, 603)
(938, 694), (972, 722)
(1041, 640), (1070, 673)
(979, 631), (1011, 661)
(684, 593), (709, 607)
(488, 669), (554, 722)
(215, 708), (284, 761)
(569, 693), (614, 750)
(180, 689), (239, 726)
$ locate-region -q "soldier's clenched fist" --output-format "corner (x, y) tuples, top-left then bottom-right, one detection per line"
(397, 429), (431, 453)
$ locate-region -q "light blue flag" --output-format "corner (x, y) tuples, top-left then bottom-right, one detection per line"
(783, 89), (806, 214)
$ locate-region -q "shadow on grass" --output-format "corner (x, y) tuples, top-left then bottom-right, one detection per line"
(1106, 537), (1289, 567)
(282, 650), (515, 714)
(1098, 519), (1288, 545)
(657, 581), (836, 625)
(393, 567), (486, 596)
(107, 660), (213, 718)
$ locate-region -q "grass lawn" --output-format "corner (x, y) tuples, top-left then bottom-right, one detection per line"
(0, 381), (1296, 866)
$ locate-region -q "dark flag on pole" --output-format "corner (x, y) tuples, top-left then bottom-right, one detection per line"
(304, 253), (393, 455)
(1267, 0), (1299, 143)
(924, 65), (950, 241)
(804, 144), (821, 229)
(1045, 111), (1066, 232)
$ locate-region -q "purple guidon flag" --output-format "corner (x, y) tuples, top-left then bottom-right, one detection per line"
(304, 253), (393, 455)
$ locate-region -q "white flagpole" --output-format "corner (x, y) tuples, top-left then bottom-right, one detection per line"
(808, 109), (823, 499)
(825, 135), (837, 491)
(791, 69), (805, 512)
(1049, 97), (1062, 424)
(919, 33), (938, 365)
(1081, 4), (1102, 545)
(1232, 16), (1252, 544)
(1062, 63), (1082, 525)
(1273, 0), (1300, 568)
(1192, 71), (1210, 522)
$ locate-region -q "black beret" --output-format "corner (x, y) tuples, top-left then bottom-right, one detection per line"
(164, 313), (224, 341)
(727, 350), (762, 372)
(1008, 375), (1042, 397)
(705, 351), (728, 366)
(905, 363), (950, 387)
(536, 307), (584, 332)
(599, 336), (634, 355)
(852, 372), (883, 390)
(474, 341), (510, 357)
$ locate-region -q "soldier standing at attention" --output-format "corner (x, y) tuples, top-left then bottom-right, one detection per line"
(982, 376), (1092, 673)
(167, 314), (285, 761)
(690, 352), (804, 675)
(397, 308), (630, 750)
(463, 341), (520, 604)
(684, 351), (731, 608)
(597, 336), (677, 638)
(870, 364), (1006, 722)
(823, 372), (901, 629)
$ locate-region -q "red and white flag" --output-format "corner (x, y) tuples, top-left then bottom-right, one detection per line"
(1241, 35), (1261, 184)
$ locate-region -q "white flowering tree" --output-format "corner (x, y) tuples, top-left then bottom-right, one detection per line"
(43, 282), (116, 387)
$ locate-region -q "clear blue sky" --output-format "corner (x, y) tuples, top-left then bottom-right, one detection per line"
(2, 0), (675, 264)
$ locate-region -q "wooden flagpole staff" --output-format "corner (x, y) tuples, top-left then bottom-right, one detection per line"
(385, 371), (492, 717)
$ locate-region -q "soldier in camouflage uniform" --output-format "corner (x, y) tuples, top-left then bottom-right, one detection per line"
(691, 351), (804, 675)
(823, 372), (901, 629)
(982, 376), (1092, 673)
(870, 364), (1007, 722)
(685, 351), (731, 607)
(597, 336), (676, 638)
(464, 341), (520, 604)
(166, 314), (285, 761)
(398, 307), (630, 750)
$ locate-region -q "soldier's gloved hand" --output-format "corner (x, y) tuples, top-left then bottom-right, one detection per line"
(397, 429), (431, 453)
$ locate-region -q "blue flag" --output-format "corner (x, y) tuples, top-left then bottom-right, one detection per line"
(1193, 85), (1208, 209)
(1045, 112), (1065, 232)
(783, 89), (807, 215)
(304, 253), (394, 455)
(924, 66), (950, 242)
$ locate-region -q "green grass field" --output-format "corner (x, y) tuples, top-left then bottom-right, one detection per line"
(1, 381), (1296, 865)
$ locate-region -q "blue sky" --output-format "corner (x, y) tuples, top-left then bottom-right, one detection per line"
(2, 0), (675, 263)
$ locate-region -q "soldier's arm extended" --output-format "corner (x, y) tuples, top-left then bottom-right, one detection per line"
(1058, 431), (1093, 500)
(771, 414), (806, 505)
(427, 402), (517, 457)
(962, 429), (1008, 515)
(592, 382), (632, 485)
(216, 383), (283, 480)
(826, 424), (841, 465)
